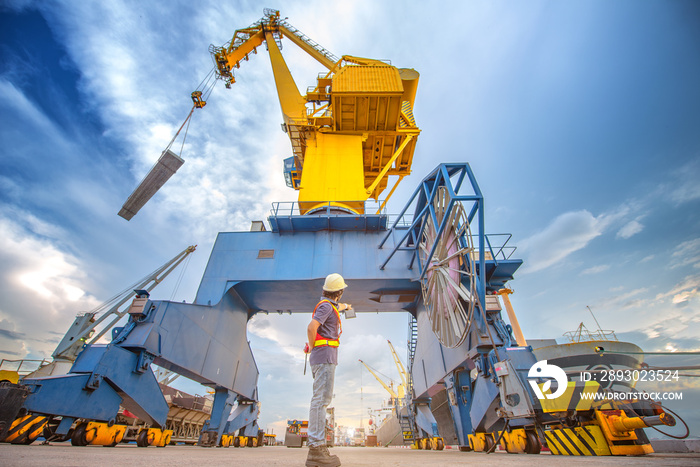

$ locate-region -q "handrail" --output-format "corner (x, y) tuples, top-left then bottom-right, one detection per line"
(278, 20), (340, 65)
(269, 199), (388, 217)
(0, 358), (52, 375)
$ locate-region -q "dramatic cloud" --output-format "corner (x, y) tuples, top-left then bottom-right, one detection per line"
(4, 0), (700, 440)
(0, 214), (103, 359)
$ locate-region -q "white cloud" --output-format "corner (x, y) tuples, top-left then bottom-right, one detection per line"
(518, 210), (606, 273)
(672, 289), (698, 305)
(669, 159), (700, 204)
(653, 274), (699, 303)
(5, 0), (699, 439)
(616, 219), (644, 239)
(606, 287), (650, 309)
(0, 214), (102, 359)
(580, 264), (610, 275)
(670, 238), (700, 269)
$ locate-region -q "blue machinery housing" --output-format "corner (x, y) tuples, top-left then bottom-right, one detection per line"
(22, 163), (541, 447)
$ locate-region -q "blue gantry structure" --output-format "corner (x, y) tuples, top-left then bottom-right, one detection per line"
(20, 163), (548, 449)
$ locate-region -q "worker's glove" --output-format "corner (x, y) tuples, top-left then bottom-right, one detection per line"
(304, 343), (310, 354)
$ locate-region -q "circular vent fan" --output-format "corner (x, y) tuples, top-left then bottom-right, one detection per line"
(419, 186), (476, 348)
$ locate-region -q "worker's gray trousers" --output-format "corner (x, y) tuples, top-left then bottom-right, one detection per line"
(308, 363), (336, 447)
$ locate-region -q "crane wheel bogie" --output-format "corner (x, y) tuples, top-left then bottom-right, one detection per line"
(70, 421), (127, 447)
(1, 413), (48, 445)
(136, 427), (172, 447)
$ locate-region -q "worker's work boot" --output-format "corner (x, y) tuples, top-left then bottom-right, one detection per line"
(305, 444), (341, 467)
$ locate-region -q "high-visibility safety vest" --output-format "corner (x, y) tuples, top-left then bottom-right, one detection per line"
(312, 299), (342, 348)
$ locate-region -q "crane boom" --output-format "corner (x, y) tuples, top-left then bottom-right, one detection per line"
(387, 340), (408, 389)
(277, 20), (338, 70)
(28, 245), (197, 379)
(359, 359), (399, 401)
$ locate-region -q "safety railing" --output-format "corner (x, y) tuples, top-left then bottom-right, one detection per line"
(476, 233), (517, 261)
(563, 326), (619, 343)
(269, 199), (388, 217)
(278, 20), (340, 64)
(0, 358), (51, 376)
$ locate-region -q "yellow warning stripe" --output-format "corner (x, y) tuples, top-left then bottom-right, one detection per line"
(3, 414), (48, 444)
(545, 425), (612, 456)
(399, 101), (416, 127)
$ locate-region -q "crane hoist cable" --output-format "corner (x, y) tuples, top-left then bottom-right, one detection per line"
(177, 71), (218, 156)
(169, 248), (194, 301)
(117, 67), (218, 221)
(163, 66), (220, 162)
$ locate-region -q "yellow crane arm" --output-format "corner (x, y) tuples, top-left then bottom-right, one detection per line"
(387, 340), (408, 389)
(278, 22), (337, 70)
(221, 29), (265, 76)
(359, 359), (398, 400)
(264, 29), (307, 124)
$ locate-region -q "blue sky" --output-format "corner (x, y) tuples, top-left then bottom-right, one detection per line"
(1, 0), (698, 440)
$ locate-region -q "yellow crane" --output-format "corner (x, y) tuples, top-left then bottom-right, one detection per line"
(387, 340), (408, 391)
(359, 342), (444, 450)
(358, 340), (409, 406)
(210, 9), (421, 215)
(119, 9), (420, 219)
(358, 359), (403, 408)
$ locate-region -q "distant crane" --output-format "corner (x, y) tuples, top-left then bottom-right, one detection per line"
(26, 245), (196, 379)
(358, 359), (402, 407)
(358, 341), (408, 407)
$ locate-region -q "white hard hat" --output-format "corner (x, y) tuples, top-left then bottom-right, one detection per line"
(323, 273), (348, 292)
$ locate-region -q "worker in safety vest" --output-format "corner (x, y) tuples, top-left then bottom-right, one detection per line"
(304, 273), (351, 467)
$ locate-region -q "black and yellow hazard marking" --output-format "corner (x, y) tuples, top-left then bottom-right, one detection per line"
(538, 381), (601, 413)
(3, 414), (48, 444)
(545, 424), (611, 456)
(400, 101), (416, 127)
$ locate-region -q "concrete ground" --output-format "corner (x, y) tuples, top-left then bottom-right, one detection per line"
(1, 444), (699, 466)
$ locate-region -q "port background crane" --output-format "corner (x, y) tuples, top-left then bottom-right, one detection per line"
(1, 2), (698, 444)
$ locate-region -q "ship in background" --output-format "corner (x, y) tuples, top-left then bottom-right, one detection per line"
(372, 301), (648, 447)
(530, 324), (645, 393)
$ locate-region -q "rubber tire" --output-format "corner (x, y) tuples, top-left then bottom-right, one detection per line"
(247, 436), (254, 447)
(483, 435), (495, 453)
(525, 431), (541, 455)
(17, 436), (36, 445)
(436, 438), (445, 451)
(137, 430), (150, 447)
(42, 424), (56, 441)
(71, 424), (87, 447)
(424, 438), (431, 450)
(415, 438), (422, 450)
(233, 437), (241, 448)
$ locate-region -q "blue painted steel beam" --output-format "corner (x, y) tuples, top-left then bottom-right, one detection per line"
(20, 163), (535, 451)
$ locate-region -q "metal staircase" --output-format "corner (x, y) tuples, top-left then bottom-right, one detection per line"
(398, 412), (416, 445)
(396, 313), (418, 446)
